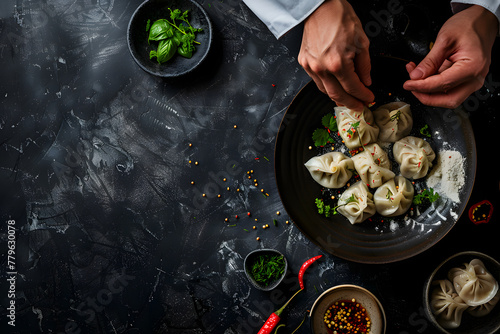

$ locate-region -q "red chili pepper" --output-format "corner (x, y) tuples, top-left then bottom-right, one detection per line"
(257, 289), (303, 334)
(468, 200), (493, 225)
(298, 255), (322, 290)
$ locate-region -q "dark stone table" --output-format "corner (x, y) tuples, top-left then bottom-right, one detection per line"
(1, 0), (498, 333)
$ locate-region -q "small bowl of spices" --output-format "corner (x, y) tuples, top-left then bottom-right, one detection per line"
(244, 249), (288, 291)
(310, 284), (387, 334)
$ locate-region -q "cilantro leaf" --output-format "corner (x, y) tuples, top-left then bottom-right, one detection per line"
(321, 113), (337, 131)
(312, 128), (331, 147)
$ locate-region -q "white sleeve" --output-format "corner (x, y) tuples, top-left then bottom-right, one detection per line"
(450, 0), (500, 33)
(241, 0), (325, 39)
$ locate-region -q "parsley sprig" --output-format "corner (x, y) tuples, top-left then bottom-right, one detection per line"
(413, 188), (440, 205)
(315, 194), (358, 218)
(312, 113), (337, 147)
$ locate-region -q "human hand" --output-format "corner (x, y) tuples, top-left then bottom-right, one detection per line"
(403, 5), (498, 109)
(298, 0), (374, 111)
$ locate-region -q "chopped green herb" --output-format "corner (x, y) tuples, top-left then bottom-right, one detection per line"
(413, 188), (440, 205)
(315, 198), (332, 217)
(247, 254), (286, 286)
(273, 219), (278, 226)
(386, 189), (394, 202)
(420, 124), (432, 138)
(389, 109), (402, 121)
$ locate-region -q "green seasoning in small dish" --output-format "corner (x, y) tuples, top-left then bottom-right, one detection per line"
(244, 249), (288, 291)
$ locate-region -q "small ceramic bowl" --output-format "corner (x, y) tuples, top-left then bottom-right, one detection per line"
(423, 251), (500, 334)
(244, 249), (288, 291)
(310, 284), (387, 334)
(127, 0), (212, 77)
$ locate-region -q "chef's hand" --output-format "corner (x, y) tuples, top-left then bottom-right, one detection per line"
(298, 0), (374, 111)
(403, 5), (498, 109)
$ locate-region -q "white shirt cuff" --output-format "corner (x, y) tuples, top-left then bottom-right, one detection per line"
(242, 0), (325, 39)
(451, 0), (500, 34)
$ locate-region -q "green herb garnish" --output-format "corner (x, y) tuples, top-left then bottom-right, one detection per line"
(315, 198), (332, 217)
(312, 128), (331, 147)
(347, 121), (360, 137)
(312, 112), (337, 147)
(332, 194), (358, 215)
(420, 124), (432, 138)
(386, 189), (394, 202)
(413, 188), (440, 205)
(321, 113), (338, 131)
(248, 254), (286, 286)
(389, 109), (402, 121)
(146, 8), (203, 64)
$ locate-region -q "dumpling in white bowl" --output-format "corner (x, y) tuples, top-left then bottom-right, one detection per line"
(430, 279), (469, 329)
(448, 258), (499, 306)
(351, 143), (395, 188)
(373, 176), (414, 217)
(373, 101), (413, 142)
(336, 181), (376, 224)
(335, 106), (379, 149)
(393, 136), (436, 179)
(304, 152), (354, 189)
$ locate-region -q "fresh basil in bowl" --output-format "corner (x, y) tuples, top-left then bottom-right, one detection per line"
(127, 0), (212, 77)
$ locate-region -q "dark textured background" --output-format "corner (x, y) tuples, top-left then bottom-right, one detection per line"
(0, 0), (499, 333)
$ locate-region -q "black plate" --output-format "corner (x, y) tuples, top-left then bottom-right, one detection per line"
(127, 0), (212, 77)
(274, 57), (476, 264)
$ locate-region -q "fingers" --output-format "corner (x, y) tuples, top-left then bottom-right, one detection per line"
(304, 65), (366, 111)
(302, 57), (374, 110)
(408, 79), (481, 109)
(407, 41), (450, 80)
(404, 61), (479, 94)
(354, 41), (372, 87)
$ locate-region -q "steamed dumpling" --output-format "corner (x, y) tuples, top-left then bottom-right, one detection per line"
(430, 279), (469, 329)
(448, 258), (499, 306)
(304, 152), (354, 189)
(393, 136), (436, 179)
(467, 289), (500, 317)
(373, 176), (414, 217)
(351, 143), (395, 188)
(373, 102), (413, 142)
(336, 181), (376, 224)
(335, 106), (380, 149)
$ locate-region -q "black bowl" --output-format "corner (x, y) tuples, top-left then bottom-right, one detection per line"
(244, 249), (288, 291)
(423, 251), (500, 334)
(127, 0), (212, 77)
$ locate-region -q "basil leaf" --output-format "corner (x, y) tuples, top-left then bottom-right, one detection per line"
(148, 19), (173, 43)
(155, 39), (177, 64)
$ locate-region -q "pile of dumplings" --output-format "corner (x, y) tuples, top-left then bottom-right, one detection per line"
(430, 258), (500, 329)
(304, 102), (436, 224)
